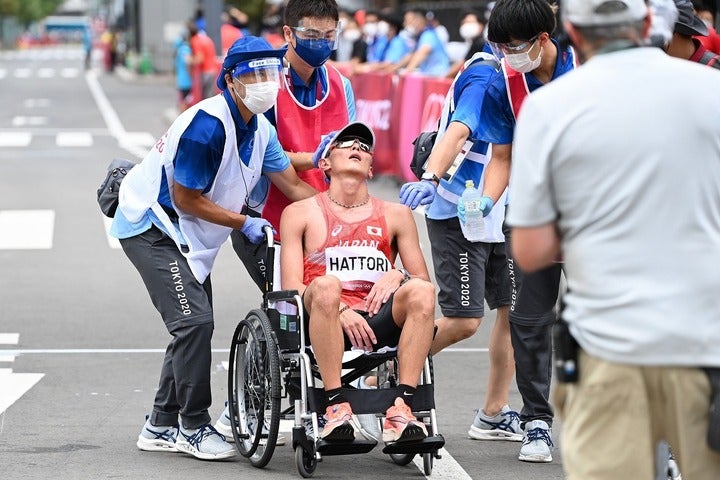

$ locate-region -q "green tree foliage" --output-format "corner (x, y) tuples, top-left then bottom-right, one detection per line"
(226, 0), (265, 26)
(0, 0), (20, 17)
(16, 0), (64, 29)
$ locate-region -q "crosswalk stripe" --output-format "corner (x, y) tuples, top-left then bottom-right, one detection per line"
(61, 68), (79, 78)
(14, 68), (31, 78)
(0, 132), (31, 147)
(56, 132), (93, 147)
(23, 98), (51, 108)
(38, 67), (55, 78)
(12, 116), (47, 127)
(0, 333), (20, 344)
(0, 210), (55, 249)
(0, 355), (16, 362)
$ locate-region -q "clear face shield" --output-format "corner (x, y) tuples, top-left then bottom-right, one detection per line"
(291, 19), (341, 51)
(488, 35), (539, 60)
(230, 57), (284, 88)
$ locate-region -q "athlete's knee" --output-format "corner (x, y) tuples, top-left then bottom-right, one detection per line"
(403, 279), (436, 316)
(306, 275), (342, 311)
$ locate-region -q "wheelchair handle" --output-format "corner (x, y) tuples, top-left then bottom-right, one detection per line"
(263, 225), (274, 248)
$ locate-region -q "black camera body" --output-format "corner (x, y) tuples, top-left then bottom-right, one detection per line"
(553, 319), (579, 383)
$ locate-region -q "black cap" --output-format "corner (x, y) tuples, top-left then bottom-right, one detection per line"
(321, 121), (375, 159)
(674, 0), (709, 36)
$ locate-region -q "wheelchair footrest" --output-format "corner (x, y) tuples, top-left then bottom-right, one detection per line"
(317, 436), (378, 456)
(382, 435), (445, 455)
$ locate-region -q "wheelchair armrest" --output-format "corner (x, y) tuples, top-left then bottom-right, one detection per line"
(266, 289), (299, 302)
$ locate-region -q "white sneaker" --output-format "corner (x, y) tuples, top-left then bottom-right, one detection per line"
(214, 403), (286, 446)
(136, 416), (178, 452)
(518, 420), (553, 463)
(468, 406), (523, 441)
(176, 424), (236, 460)
(353, 377), (381, 441)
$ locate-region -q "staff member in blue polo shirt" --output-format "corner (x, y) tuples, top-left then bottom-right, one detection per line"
(110, 36), (315, 461)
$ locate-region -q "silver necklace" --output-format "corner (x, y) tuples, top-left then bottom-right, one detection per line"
(326, 191), (370, 209)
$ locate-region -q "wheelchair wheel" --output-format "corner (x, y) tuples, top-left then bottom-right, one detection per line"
(246, 309), (281, 468)
(389, 453), (415, 466)
(295, 446), (317, 478)
(423, 452), (433, 475)
(228, 311), (281, 468)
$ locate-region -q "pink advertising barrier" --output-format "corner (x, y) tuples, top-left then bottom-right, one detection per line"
(351, 72), (451, 182)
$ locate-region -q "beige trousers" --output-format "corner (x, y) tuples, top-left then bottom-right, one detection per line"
(554, 351), (720, 480)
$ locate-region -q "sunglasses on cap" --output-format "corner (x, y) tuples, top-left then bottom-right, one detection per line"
(331, 137), (372, 153)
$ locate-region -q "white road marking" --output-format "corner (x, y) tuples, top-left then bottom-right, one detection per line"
(0, 132), (32, 147)
(103, 216), (121, 249)
(0, 210), (55, 249)
(12, 116), (47, 127)
(0, 355), (16, 362)
(85, 70), (125, 138)
(0, 334), (20, 344)
(0, 368), (13, 375)
(37, 68), (55, 78)
(60, 68), (79, 78)
(14, 68), (31, 78)
(0, 373), (44, 415)
(24, 98), (51, 108)
(56, 131), (93, 147)
(123, 131), (157, 148)
(85, 70), (153, 159)
(0, 69), (6, 79)
(414, 448), (473, 479)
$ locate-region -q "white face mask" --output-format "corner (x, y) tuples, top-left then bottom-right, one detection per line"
(459, 22), (481, 41)
(343, 28), (362, 42)
(362, 22), (378, 37)
(235, 81), (279, 114)
(404, 25), (418, 37)
(504, 41), (542, 73)
(377, 21), (390, 36)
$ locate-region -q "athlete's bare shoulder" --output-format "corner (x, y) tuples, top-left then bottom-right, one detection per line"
(281, 195), (320, 226)
(377, 198), (414, 230)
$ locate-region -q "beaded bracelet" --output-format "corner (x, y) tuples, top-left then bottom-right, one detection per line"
(339, 303), (350, 314)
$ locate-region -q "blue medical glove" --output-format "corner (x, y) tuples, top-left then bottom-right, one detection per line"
(312, 131), (338, 168)
(479, 196), (494, 217)
(399, 180), (436, 210)
(457, 196), (494, 224)
(241, 216), (275, 244)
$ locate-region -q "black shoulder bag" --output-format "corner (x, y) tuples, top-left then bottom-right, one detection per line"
(96, 158), (136, 217)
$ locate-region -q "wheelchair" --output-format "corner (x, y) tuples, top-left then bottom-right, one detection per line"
(226, 228), (445, 477)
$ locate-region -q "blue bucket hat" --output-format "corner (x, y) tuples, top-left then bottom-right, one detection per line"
(216, 36), (286, 90)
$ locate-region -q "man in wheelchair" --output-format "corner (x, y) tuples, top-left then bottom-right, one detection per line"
(279, 121), (436, 445)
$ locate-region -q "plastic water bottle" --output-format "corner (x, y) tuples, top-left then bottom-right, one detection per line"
(460, 180), (485, 242)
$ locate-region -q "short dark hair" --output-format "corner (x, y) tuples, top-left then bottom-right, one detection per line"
(405, 7), (428, 19)
(381, 12), (404, 33)
(284, 0), (339, 27)
(487, 0), (557, 43)
(460, 10), (485, 24)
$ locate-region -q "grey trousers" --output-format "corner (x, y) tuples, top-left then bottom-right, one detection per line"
(120, 226), (214, 429)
